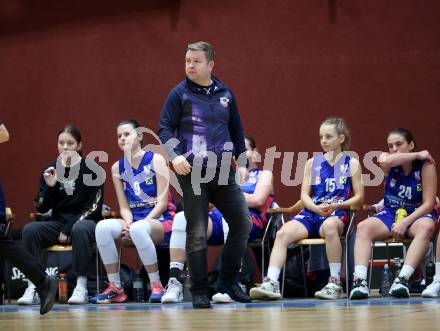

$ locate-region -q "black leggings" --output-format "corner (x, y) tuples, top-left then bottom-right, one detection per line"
(178, 168), (251, 293)
(21, 219), (97, 276)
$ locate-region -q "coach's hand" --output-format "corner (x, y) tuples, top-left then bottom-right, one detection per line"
(172, 155), (191, 176)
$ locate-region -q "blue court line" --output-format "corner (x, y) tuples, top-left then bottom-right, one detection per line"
(2, 297), (440, 313)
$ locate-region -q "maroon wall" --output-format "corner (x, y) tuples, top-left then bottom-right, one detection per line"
(0, 0), (439, 226)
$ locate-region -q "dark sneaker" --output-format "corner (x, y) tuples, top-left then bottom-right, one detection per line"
(389, 277), (410, 298)
(349, 278), (370, 300)
(192, 292), (211, 309)
(36, 277), (58, 315)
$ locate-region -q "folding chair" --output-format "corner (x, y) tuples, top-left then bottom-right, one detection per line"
(31, 210), (105, 295)
(364, 201), (439, 289)
(266, 201), (359, 297)
(261, 201), (302, 280)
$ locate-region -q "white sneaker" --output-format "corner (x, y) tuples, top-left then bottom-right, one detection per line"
(161, 278), (183, 303)
(68, 286), (89, 304)
(212, 292), (234, 303)
(349, 278), (370, 300)
(389, 277), (410, 298)
(17, 286), (40, 305)
(315, 277), (345, 300)
(212, 283), (247, 304)
(422, 280), (440, 298)
(249, 278), (282, 301)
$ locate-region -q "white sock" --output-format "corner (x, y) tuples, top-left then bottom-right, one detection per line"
(434, 262), (440, 282)
(398, 265), (415, 280)
(107, 272), (122, 289)
(76, 276), (87, 289)
(354, 265), (368, 280)
(148, 271), (160, 283)
(329, 263), (341, 280)
(170, 262), (184, 271)
(267, 266), (281, 282)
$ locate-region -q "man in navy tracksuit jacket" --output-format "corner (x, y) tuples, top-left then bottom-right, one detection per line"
(158, 41), (251, 308)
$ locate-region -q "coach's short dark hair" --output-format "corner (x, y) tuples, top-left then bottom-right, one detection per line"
(186, 41), (215, 62)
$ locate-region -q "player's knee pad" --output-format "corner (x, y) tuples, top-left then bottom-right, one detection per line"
(95, 219), (122, 246)
(172, 211), (187, 232)
(129, 220), (152, 250)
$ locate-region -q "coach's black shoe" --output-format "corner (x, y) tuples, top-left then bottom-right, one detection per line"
(37, 276), (58, 315)
(192, 293), (212, 309)
(215, 281), (251, 303)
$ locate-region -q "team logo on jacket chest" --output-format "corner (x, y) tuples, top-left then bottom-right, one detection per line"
(61, 180), (76, 192)
(220, 97), (230, 108)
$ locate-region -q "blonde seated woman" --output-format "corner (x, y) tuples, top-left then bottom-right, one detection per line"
(250, 117), (364, 300)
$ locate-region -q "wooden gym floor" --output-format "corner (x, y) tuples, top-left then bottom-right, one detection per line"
(1, 297), (440, 331)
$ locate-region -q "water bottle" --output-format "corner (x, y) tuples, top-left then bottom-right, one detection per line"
(426, 261), (435, 287)
(58, 273), (68, 304)
(132, 270), (144, 302)
(380, 264), (391, 297)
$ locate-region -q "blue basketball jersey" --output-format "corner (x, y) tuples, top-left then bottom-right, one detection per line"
(240, 168), (259, 195)
(383, 160), (425, 212)
(310, 153), (352, 206)
(119, 151), (172, 222)
(240, 167), (274, 221)
(241, 168), (262, 218)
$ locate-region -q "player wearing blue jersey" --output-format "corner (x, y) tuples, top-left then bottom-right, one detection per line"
(161, 135), (273, 304)
(94, 120), (176, 304)
(250, 118), (364, 300)
(350, 128), (437, 299)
